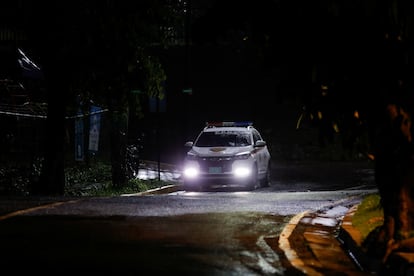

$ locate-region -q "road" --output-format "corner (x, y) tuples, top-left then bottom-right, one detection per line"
(0, 161), (377, 275)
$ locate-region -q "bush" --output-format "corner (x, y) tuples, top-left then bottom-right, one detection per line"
(352, 193), (384, 241)
(64, 161), (171, 196)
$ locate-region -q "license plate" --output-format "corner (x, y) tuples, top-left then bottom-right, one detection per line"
(208, 166), (222, 174)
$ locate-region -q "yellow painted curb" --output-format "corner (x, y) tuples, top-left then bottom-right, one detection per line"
(279, 210), (324, 276)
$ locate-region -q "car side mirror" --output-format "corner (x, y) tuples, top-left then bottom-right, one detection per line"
(184, 141), (194, 147)
(255, 140), (266, 147)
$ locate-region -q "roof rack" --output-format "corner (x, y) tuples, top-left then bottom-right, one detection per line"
(205, 121), (253, 128)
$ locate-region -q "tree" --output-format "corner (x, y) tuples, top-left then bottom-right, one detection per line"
(372, 103), (414, 263)
(17, 0), (185, 194)
(368, 0), (414, 263)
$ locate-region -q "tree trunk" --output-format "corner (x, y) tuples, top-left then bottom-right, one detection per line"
(36, 78), (67, 195)
(110, 107), (129, 188)
(374, 103), (414, 262)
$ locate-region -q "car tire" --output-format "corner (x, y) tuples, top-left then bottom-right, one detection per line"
(183, 182), (205, 192)
(261, 162), (271, 187)
(183, 182), (195, 192)
(246, 166), (259, 191)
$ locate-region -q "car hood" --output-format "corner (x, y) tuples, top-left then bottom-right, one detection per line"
(189, 146), (251, 157)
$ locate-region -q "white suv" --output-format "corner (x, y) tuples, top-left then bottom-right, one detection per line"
(182, 121), (271, 191)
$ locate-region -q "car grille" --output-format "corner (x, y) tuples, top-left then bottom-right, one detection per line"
(198, 157), (233, 173)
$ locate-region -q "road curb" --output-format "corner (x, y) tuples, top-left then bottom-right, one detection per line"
(338, 203), (414, 276)
(279, 197), (375, 275)
(337, 204), (370, 271)
(278, 210), (326, 275)
(121, 184), (181, 196)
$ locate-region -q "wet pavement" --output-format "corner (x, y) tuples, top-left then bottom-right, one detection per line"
(280, 200), (369, 275)
(135, 168), (376, 275)
(0, 190), (371, 275)
(286, 199), (414, 276)
(136, 160), (378, 275)
(3, 161), (412, 275)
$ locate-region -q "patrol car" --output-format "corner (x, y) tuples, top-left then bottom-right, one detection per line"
(182, 121), (271, 191)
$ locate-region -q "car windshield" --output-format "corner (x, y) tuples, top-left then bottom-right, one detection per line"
(195, 131), (251, 147)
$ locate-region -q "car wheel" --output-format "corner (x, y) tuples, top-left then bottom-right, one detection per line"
(246, 166), (259, 191)
(183, 183), (192, 191)
(261, 162), (271, 187)
(183, 182), (205, 192)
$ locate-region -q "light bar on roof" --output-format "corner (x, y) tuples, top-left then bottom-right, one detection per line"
(206, 121), (253, 127)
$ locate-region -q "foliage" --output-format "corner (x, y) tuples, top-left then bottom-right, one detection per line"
(0, 159), (172, 197)
(136, 49), (167, 99)
(0, 158), (43, 196)
(63, 162), (111, 196)
(65, 162), (112, 187)
(64, 161), (172, 197)
(27, 0), (180, 110)
(10, 0), (186, 194)
(352, 193), (384, 241)
(0, 165), (31, 196)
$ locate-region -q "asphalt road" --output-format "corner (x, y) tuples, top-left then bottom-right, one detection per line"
(0, 160), (377, 275)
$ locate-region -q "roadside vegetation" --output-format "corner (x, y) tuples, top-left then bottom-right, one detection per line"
(352, 193), (383, 241)
(66, 162), (177, 197)
(0, 161), (174, 197)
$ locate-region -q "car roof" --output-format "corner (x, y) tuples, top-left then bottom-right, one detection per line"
(202, 121), (256, 133)
(202, 126), (253, 133)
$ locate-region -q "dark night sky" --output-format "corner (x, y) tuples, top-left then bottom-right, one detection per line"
(184, 0), (411, 110)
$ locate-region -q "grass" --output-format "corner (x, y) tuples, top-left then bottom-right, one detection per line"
(78, 178), (175, 197)
(352, 193), (384, 241)
(64, 162), (175, 196)
(0, 160), (174, 197)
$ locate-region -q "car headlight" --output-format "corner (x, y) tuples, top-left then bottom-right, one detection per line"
(233, 166), (251, 178)
(183, 160), (200, 178)
(183, 167), (199, 178)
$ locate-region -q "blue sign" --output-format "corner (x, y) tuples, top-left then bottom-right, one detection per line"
(88, 105), (101, 152)
(75, 108), (84, 161)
